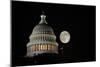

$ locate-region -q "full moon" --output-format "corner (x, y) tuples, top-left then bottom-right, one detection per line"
(60, 31), (70, 43)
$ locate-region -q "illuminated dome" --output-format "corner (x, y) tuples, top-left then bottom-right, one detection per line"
(26, 14), (58, 57)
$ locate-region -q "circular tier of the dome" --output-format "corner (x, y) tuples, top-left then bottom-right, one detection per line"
(28, 23), (58, 47)
(32, 23), (54, 35)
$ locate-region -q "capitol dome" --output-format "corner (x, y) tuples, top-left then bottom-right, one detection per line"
(32, 23), (54, 35)
(26, 14), (58, 57)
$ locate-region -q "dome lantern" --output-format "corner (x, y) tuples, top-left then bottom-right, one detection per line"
(39, 12), (47, 24)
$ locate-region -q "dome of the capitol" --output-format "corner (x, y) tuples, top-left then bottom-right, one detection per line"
(26, 14), (58, 57)
(32, 23), (54, 35)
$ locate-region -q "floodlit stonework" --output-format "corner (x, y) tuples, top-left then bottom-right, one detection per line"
(26, 14), (58, 57)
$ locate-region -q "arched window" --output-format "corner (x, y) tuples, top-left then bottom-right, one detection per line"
(42, 45), (45, 51)
(35, 44), (37, 51)
(40, 44), (42, 51)
(32, 45), (35, 51)
(38, 44), (41, 51)
(48, 44), (51, 51)
(52, 44), (55, 50)
(45, 44), (47, 50)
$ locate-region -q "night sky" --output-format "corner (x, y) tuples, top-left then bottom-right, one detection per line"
(12, 1), (96, 66)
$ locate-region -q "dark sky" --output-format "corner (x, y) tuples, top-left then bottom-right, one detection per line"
(12, 1), (96, 66)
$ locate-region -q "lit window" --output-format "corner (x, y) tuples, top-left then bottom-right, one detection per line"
(45, 45), (47, 50)
(32, 45), (35, 51)
(38, 44), (41, 51)
(42, 45), (45, 51)
(48, 44), (51, 51)
(43, 45), (47, 50)
(40, 44), (42, 50)
(35, 45), (38, 51)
